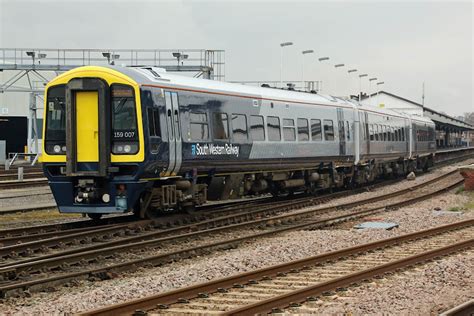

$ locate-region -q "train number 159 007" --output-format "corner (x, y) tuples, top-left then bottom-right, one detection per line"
(114, 131), (135, 138)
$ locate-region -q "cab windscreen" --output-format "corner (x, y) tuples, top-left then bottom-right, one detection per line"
(111, 84), (139, 154)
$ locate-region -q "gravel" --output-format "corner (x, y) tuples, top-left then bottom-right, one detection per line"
(0, 162), (473, 314)
(288, 250), (473, 315)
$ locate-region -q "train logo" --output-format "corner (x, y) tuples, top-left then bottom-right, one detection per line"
(192, 143), (240, 157)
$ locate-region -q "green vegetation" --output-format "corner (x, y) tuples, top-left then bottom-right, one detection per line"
(448, 206), (461, 212)
(455, 186), (465, 194)
(464, 191), (474, 211)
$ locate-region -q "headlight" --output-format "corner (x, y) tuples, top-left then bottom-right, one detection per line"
(53, 145), (61, 153)
(112, 143), (138, 154)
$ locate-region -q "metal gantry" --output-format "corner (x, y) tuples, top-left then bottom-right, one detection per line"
(0, 48), (226, 162)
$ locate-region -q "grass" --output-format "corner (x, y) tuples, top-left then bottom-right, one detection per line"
(447, 206), (461, 212)
(455, 186), (465, 194)
(464, 191), (474, 211)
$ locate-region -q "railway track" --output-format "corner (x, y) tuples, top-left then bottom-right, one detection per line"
(0, 176), (398, 243)
(79, 219), (473, 315)
(0, 169), (462, 298)
(0, 171), (45, 181)
(0, 178), (48, 190)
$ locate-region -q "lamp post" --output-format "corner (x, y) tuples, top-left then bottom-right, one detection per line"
(301, 50), (314, 91)
(348, 69), (357, 98)
(280, 42), (293, 88)
(376, 81), (385, 106)
(358, 74), (368, 101)
(318, 57), (330, 93)
(333, 63), (344, 95)
(26, 51), (35, 64)
(173, 52), (188, 67)
(368, 77), (377, 105)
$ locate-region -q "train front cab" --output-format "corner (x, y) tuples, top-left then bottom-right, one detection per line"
(41, 66), (147, 218)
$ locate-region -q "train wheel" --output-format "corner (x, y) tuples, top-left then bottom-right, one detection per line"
(87, 213), (102, 220)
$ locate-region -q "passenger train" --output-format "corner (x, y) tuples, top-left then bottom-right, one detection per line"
(41, 66), (436, 219)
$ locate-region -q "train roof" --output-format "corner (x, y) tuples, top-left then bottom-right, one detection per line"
(49, 66), (435, 125)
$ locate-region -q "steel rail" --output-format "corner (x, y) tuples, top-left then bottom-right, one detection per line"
(225, 238), (474, 315)
(78, 218), (474, 316)
(0, 214), (137, 239)
(0, 171), (455, 266)
(0, 178), (48, 190)
(0, 173), (462, 298)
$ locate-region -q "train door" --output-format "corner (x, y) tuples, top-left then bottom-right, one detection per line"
(337, 108), (346, 156)
(164, 91), (182, 175)
(65, 78), (109, 177)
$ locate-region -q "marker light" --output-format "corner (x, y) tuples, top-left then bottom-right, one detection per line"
(124, 145), (131, 153)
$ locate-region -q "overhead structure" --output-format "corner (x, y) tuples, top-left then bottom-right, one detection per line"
(361, 90), (474, 148)
(0, 48), (225, 161)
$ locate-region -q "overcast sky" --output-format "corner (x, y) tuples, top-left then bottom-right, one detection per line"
(0, 0), (472, 116)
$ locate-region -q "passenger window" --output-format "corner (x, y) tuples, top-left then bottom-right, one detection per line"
(153, 110), (160, 137)
(346, 121), (351, 141)
(283, 118), (296, 141)
(147, 108), (155, 136)
(189, 111), (209, 140)
(375, 125), (379, 141)
(232, 113), (248, 142)
(212, 112), (229, 140)
(267, 116), (281, 141)
(250, 115), (265, 141)
(311, 119), (322, 141)
(369, 124), (374, 141)
(323, 119), (334, 141)
(387, 127), (391, 141)
(147, 108), (161, 138)
(297, 118), (309, 141)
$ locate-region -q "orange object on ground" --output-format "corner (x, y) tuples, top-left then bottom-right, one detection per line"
(459, 165), (474, 191)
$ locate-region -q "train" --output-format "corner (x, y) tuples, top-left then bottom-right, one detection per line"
(41, 66), (436, 219)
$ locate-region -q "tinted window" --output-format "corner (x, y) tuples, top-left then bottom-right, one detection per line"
(323, 119), (334, 141)
(346, 121), (351, 140)
(267, 116), (281, 141)
(212, 112), (229, 140)
(283, 118), (296, 141)
(297, 118), (309, 141)
(190, 111), (209, 140)
(148, 108), (161, 138)
(147, 108), (155, 136)
(153, 110), (160, 137)
(232, 114), (248, 141)
(250, 115), (265, 141)
(45, 85), (66, 142)
(112, 85), (138, 141)
(311, 119), (322, 141)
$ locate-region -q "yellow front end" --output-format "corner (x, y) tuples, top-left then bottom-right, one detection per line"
(41, 66), (147, 217)
(41, 66), (144, 164)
